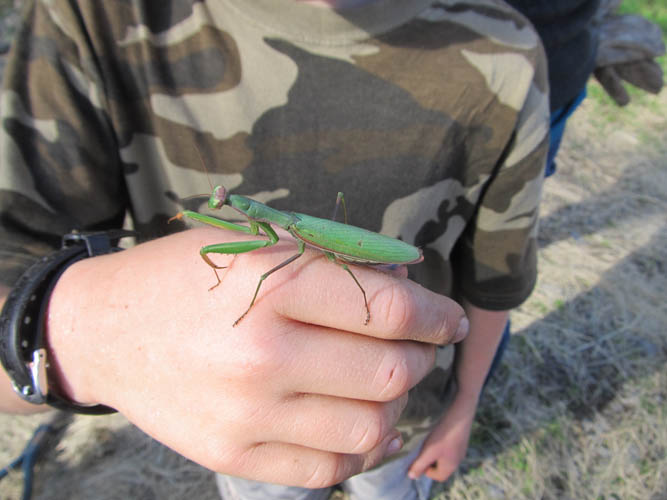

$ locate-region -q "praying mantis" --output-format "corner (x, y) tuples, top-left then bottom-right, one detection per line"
(170, 184), (423, 326)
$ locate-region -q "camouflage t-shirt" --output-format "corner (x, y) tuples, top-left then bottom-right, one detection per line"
(0, 0), (548, 449)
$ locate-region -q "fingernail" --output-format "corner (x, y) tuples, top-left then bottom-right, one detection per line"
(385, 436), (403, 456)
(408, 471), (418, 480)
(454, 317), (469, 343)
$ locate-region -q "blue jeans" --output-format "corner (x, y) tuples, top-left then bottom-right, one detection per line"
(545, 88), (587, 178)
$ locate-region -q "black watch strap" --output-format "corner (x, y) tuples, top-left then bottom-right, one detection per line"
(0, 230), (136, 414)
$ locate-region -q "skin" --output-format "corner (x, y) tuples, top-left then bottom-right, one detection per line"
(0, 227), (468, 488)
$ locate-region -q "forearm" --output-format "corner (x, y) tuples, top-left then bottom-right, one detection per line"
(454, 301), (509, 406)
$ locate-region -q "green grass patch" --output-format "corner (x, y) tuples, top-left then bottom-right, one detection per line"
(619, 0), (667, 34)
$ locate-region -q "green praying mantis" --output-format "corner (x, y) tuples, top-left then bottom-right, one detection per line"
(170, 182), (423, 327)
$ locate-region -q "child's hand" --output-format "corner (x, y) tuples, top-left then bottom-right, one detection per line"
(42, 227), (468, 488)
(407, 394), (477, 482)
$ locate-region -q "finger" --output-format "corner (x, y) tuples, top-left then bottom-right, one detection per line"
(408, 447), (439, 480)
(225, 432), (404, 489)
(255, 392), (408, 454)
(408, 443), (459, 482)
(271, 251), (469, 345)
(192, 227), (468, 345)
(249, 320), (436, 401)
(425, 460), (457, 482)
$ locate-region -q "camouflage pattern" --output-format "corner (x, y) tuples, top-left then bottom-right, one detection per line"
(0, 0), (548, 454)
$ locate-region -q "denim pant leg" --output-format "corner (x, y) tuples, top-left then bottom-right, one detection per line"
(342, 439), (433, 500)
(216, 473), (331, 500)
(546, 87), (587, 177)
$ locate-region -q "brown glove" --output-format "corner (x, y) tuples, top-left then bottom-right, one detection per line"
(593, 4), (665, 106)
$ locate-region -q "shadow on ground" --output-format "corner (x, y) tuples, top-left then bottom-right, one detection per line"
(433, 155), (667, 497)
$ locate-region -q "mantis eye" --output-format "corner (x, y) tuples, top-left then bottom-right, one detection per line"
(209, 185), (227, 209)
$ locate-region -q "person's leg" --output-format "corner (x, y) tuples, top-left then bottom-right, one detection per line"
(342, 440), (432, 500)
(216, 474), (331, 500)
(545, 87), (588, 177)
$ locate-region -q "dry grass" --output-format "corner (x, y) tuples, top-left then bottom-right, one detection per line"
(431, 85), (667, 500)
(1, 14), (666, 500)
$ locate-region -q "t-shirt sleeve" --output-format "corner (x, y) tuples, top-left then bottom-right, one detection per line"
(0, 0), (127, 287)
(452, 73), (549, 311)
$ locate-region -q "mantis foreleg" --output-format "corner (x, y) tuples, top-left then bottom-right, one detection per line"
(170, 210), (259, 234)
(200, 239), (274, 291)
(171, 211), (281, 292)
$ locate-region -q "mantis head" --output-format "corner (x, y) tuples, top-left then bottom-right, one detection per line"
(208, 185), (228, 209)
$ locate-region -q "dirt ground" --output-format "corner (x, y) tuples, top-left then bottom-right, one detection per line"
(1, 3), (666, 500)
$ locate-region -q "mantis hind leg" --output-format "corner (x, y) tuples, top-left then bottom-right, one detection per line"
(326, 253), (370, 325)
(234, 239), (306, 327)
(331, 192), (348, 224)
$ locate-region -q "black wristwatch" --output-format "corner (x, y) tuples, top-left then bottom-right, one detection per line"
(0, 230), (136, 414)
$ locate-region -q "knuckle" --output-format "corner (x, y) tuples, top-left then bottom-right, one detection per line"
(348, 405), (386, 454)
(374, 347), (412, 400)
(434, 302), (461, 344)
(203, 439), (241, 474)
(229, 333), (284, 382)
(232, 397), (272, 429)
(303, 455), (349, 489)
(376, 282), (416, 337)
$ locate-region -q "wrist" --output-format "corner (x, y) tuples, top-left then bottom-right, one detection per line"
(454, 384), (482, 410)
(45, 256), (102, 407)
(0, 230), (134, 414)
